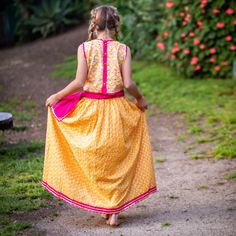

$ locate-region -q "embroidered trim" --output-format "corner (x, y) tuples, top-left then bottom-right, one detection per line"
(42, 180), (157, 214)
(82, 43), (86, 59)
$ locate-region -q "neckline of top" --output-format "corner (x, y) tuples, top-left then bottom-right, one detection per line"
(96, 38), (117, 42)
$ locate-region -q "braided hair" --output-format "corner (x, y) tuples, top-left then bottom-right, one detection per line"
(88, 5), (120, 41)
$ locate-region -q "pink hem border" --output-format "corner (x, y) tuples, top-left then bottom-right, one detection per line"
(42, 180), (157, 214)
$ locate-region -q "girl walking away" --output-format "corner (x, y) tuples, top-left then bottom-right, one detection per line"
(43, 5), (158, 227)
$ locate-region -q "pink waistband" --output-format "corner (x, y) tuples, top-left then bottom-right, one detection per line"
(51, 90), (124, 121)
(83, 90), (124, 99)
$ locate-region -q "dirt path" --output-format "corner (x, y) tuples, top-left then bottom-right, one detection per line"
(0, 26), (235, 235)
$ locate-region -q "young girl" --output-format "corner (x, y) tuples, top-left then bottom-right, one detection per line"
(43, 5), (158, 227)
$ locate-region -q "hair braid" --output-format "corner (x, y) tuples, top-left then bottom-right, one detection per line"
(88, 8), (97, 40)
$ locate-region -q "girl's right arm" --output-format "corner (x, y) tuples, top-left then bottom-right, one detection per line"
(121, 46), (148, 111)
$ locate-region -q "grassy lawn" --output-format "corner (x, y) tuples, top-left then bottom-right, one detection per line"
(0, 140), (52, 235)
(51, 56), (236, 160)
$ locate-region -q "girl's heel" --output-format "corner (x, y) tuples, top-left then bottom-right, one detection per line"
(106, 213), (120, 227)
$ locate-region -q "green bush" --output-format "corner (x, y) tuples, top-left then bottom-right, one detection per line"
(14, 0), (91, 41)
(155, 0), (236, 78)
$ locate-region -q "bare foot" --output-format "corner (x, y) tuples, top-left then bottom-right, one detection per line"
(106, 213), (120, 226)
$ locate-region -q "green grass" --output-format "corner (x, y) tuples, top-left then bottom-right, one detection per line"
(0, 97), (38, 122)
(187, 125), (204, 134)
(50, 55), (77, 79)
(155, 156), (167, 163)
(0, 140), (52, 235)
(51, 58), (236, 159)
(160, 221), (172, 227)
(224, 172), (236, 182)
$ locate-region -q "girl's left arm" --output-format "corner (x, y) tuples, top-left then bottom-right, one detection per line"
(45, 44), (88, 107)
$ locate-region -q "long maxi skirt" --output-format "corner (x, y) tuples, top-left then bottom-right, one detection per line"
(42, 95), (158, 214)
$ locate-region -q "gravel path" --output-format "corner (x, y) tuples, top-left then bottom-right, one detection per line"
(0, 25), (235, 236)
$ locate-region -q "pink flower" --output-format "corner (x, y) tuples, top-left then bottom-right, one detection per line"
(181, 33), (186, 38)
(191, 57), (199, 65)
(216, 22), (225, 28)
(171, 54), (176, 59)
(183, 49), (190, 55)
(222, 61), (229, 66)
(209, 48), (217, 54)
(193, 38), (200, 45)
(166, 1), (174, 8)
(189, 32), (195, 37)
(193, 65), (202, 71)
(230, 45), (236, 51)
(197, 20), (203, 27)
(200, 0), (207, 9)
(214, 66), (221, 71)
(164, 31), (169, 38)
(184, 37), (189, 41)
(182, 20), (187, 26)
(209, 57), (216, 63)
(225, 35), (232, 41)
(233, 20), (236, 25)
(186, 13), (191, 20)
(157, 42), (165, 50)
(226, 8), (234, 15)
(212, 9), (220, 14)
(199, 44), (205, 50)
(171, 47), (180, 53)
(180, 12), (185, 17)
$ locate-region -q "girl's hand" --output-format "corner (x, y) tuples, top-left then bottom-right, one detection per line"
(135, 96), (148, 111)
(45, 94), (60, 107)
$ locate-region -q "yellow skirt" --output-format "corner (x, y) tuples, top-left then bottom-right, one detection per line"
(42, 96), (158, 214)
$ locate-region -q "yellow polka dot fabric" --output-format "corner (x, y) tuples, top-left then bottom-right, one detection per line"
(42, 39), (158, 214)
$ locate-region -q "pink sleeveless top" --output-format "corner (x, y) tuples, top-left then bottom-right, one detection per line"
(82, 38), (128, 94)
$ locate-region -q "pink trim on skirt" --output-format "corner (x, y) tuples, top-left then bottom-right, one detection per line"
(51, 90), (125, 121)
(42, 180), (157, 214)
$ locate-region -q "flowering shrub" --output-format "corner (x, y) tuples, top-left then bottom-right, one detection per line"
(156, 0), (236, 78)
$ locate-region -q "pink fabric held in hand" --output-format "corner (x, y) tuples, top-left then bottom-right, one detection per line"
(51, 91), (84, 121)
(51, 90), (125, 122)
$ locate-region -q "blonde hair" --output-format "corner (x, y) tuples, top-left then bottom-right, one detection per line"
(88, 5), (120, 41)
